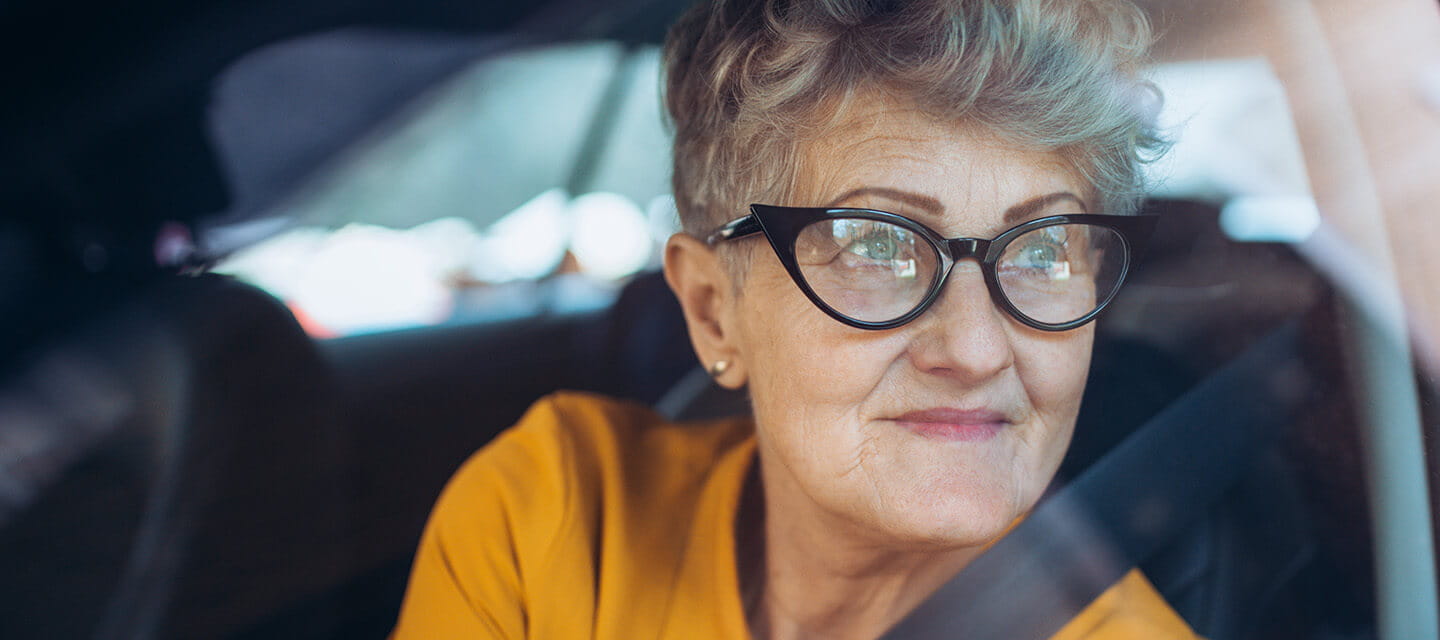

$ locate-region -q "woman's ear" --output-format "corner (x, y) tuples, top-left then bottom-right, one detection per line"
(663, 233), (747, 389)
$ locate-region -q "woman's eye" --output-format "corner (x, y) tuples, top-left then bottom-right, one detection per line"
(1008, 225), (1074, 271)
(1013, 240), (1064, 268)
(846, 229), (907, 261)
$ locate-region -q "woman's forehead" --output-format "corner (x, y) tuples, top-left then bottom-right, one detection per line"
(796, 106), (1090, 233)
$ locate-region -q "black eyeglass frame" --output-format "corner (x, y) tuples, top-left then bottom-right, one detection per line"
(707, 204), (1158, 332)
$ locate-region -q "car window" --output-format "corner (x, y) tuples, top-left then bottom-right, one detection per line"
(208, 35), (676, 336)
(1, 1), (1436, 639)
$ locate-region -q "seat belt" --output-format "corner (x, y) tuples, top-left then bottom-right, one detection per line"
(882, 321), (1309, 640)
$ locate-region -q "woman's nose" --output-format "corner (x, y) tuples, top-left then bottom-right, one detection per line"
(906, 262), (1015, 382)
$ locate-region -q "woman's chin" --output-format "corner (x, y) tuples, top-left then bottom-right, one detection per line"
(865, 482), (1030, 550)
(851, 449), (1040, 543)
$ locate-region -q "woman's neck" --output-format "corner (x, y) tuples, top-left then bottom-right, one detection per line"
(736, 456), (985, 640)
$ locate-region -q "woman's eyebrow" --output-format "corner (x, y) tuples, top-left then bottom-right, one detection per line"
(826, 187), (943, 214)
(825, 188), (1085, 222)
(1004, 192), (1086, 223)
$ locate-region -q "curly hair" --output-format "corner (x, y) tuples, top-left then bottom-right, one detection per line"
(662, 0), (1165, 236)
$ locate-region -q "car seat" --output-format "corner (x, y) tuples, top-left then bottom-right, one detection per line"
(0, 273), (355, 639)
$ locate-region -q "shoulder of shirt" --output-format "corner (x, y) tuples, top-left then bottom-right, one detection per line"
(1053, 569), (1203, 640)
(433, 390), (753, 532)
(471, 390), (751, 474)
(517, 390), (752, 457)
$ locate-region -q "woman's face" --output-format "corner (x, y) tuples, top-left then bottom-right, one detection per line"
(732, 101), (1094, 548)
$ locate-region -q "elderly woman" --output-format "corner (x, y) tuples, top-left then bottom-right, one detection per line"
(392, 0), (1193, 638)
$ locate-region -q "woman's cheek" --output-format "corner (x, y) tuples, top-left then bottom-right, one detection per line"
(1011, 327), (1093, 470)
(739, 294), (897, 472)
(740, 273), (873, 400)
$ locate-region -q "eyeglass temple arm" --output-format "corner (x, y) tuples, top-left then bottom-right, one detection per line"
(706, 214), (763, 245)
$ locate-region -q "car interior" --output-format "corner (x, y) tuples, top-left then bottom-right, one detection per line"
(1, 0), (1435, 639)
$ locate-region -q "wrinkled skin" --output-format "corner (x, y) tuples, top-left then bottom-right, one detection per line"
(665, 98), (1096, 637)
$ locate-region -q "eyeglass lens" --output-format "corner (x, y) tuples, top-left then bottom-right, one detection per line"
(793, 218), (1127, 326)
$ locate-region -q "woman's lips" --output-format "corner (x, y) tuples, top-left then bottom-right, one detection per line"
(893, 408), (1008, 442)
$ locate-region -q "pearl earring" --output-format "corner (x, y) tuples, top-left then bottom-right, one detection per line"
(708, 359), (731, 378)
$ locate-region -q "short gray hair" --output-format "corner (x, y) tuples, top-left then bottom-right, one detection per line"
(663, 0), (1165, 235)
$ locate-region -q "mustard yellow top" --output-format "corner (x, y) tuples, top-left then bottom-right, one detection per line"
(391, 392), (1199, 639)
